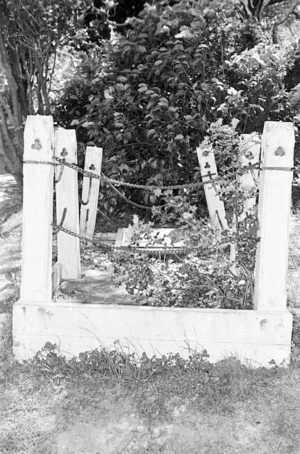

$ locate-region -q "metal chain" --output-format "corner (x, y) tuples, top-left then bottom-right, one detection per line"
(97, 208), (121, 226)
(103, 174), (152, 210)
(52, 223), (112, 250)
(24, 160), (58, 166)
(52, 156), (229, 190)
(52, 222), (226, 256)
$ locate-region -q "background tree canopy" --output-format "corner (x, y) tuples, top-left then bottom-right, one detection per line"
(53, 0), (300, 215)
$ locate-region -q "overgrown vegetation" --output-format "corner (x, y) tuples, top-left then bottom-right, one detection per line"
(51, 0), (300, 310)
(54, 0), (300, 214)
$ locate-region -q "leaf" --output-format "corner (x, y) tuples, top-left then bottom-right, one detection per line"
(147, 129), (156, 138)
(81, 121), (95, 128)
(116, 83), (126, 91)
(70, 119), (79, 126)
(119, 163), (129, 173)
(175, 30), (195, 39)
(138, 85), (148, 93)
(175, 134), (184, 140)
(117, 76), (128, 83)
(5, 271), (13, 281)
(153, 188), (162, 197)
(154, 60), (163, 66)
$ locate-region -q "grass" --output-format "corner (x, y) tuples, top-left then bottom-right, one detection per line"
(1, 343), (300, 453)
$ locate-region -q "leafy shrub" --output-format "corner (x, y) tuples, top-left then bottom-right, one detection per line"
(53, 0), (298, 215)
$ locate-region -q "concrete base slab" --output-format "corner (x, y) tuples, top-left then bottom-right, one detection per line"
(13, 301), (293, 367)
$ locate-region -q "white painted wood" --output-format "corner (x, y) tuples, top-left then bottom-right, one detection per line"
(238, 133), (260, 222)
(80, 146), (103, 240)
(197, 145), (228, 235)
(52, 263), (62, 296)
(13, 301), (292, 367)
(20, 115), (54, 302)
(115, 228), (124, 248)
(254, 122), (294, 311)
(229, 133), (260, 275)
(54, 128), (81, 279)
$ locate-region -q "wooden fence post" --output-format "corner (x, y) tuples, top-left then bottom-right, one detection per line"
(197, 145), (228, 235)
(238, 133), (260, 222)
(80, 146), (103, 240)
(20, 115), (54, 302)
(254, 122), (294, 311)
(54, 128), (81, 279)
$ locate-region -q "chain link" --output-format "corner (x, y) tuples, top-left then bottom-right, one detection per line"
(52, 156), (232, 190)
(103, 173), (152, 210)
(52, 222), (225, 256)
(24, 160), (58, 166)
(51, 222), (194, 254)
(97, 208), (121, 226)
(52, 223), (112, 250)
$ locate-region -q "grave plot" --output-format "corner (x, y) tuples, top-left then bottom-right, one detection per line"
(13, 116), (294, 367)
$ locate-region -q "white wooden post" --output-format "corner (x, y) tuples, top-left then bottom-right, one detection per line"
(238, 133), (260, 222)
(229, 133), (260, 272)
(197, 145), (228, 235)
(20, 115), (54, 302)
(54, 128), (81, 279)
(254, 122), (294, 311)
(80, 146), (103, 240)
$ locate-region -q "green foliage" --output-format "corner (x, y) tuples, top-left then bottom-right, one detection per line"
(110, 120), (258, 310)
(20, 342), (212, 383)
(9, 341), (283, 423)
(53, 0), (298, 213)
(112, 205), (256, 309)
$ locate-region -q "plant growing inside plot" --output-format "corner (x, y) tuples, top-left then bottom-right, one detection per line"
(112, 214), (257, 310)
(111, 121), (258, 309)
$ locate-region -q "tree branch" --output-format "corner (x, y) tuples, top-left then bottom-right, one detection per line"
(0, 104), (22, 174)
(0, 33), (23, 127)
(0, 93), (15, 128)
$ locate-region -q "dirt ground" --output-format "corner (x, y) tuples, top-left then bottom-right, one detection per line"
(2, 362), (300, 454)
